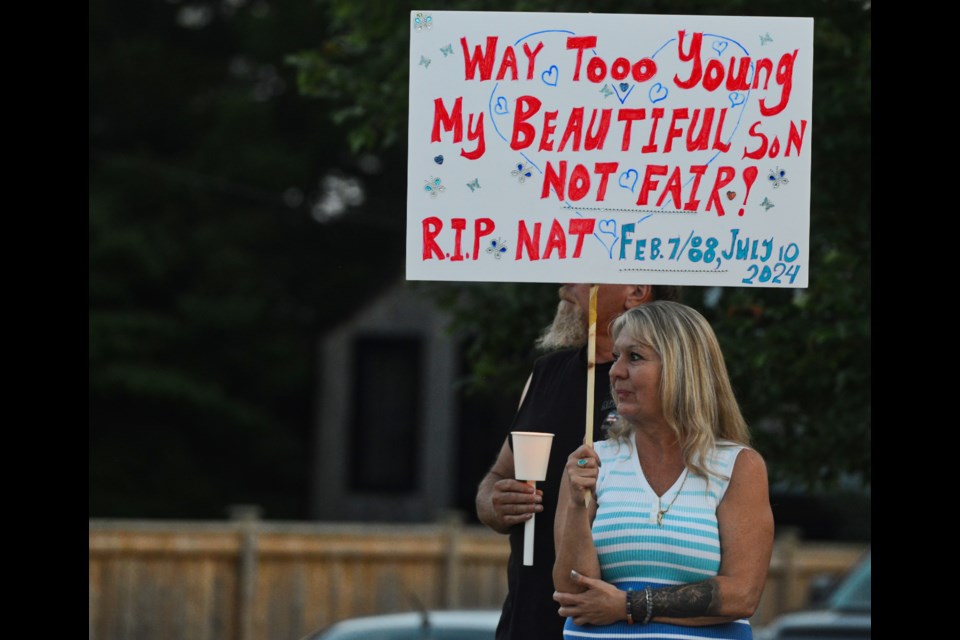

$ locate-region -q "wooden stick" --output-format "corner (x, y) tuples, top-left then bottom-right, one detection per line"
(584, 284), (598, 508)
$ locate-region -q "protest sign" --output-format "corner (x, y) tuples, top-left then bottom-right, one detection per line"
(406, 11), (813, 287)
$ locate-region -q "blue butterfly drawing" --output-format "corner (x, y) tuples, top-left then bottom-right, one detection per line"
(419, 55), (431, 69)
(760, 32), (773, 46)
(768, 167), (789, 188)
(486, 238), (508, 259)
(511, 162), (533, 183)
(760, 197), (774, 211)
(466, 178), (481, 192)
(599, 84), (614, 98)
(424, 176), (445, 197)
(414, 12), (432, 31)
(440, 44), (454, 57)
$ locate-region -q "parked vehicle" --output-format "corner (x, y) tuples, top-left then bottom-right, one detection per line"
(300, 608), (501, 640)
(756, 548), (871, 640)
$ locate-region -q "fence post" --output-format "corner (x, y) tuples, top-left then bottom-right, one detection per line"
(229, 505), (262, 640)
(441, 511), (465, 609)
(777, 527), (801, 614)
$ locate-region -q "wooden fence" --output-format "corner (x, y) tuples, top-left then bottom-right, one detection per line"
(89, 517), (867, 640)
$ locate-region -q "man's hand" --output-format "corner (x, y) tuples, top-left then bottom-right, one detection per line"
(476, 437), (543, 533)
(489, 478), (543, 527)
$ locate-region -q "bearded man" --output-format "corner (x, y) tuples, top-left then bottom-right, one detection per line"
(476, 283), (680, 640)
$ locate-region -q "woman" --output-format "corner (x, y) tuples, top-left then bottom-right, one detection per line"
(552, 301), (773, 639)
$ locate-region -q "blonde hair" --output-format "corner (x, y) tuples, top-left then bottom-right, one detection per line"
(606, 301), (750, 480)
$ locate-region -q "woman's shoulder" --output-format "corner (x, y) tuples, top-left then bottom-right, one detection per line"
(714, 438), (754, 454)
(710, 440), (766, 477)
(705, 440), (759, 474)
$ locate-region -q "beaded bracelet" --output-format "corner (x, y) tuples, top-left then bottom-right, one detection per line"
(642, 586), (653, 624)
(625, 590), (634, 624)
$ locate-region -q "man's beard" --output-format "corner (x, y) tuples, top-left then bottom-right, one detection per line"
(535, 300), (587, 351)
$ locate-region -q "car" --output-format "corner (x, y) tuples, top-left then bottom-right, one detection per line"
(300, 608), (501, 640)
(756, 548), (871, 640)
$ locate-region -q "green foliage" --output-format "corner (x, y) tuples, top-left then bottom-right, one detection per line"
(89, 0), (404, 518)
(286, 1), (415, 153)
(413, 281), (560, 395)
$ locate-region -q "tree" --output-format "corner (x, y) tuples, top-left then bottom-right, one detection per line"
(89, 0), (408, 518)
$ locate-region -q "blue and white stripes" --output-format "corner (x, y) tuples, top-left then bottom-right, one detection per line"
(562, 438), (753, 639)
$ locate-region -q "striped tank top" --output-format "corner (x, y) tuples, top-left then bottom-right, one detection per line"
(563, 437), (753, 639)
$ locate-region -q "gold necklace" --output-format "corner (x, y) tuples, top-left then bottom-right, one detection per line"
(656, 468), (689, 527)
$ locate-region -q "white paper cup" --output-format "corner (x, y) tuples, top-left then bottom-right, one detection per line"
(512, 431), (554, 481)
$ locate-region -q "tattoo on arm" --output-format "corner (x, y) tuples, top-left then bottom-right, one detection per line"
(650, 580), (720, 618)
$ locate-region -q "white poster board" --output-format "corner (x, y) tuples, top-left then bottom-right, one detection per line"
(406, 11), (813, 287)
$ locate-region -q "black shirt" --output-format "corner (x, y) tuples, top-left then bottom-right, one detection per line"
(495, 346), (615, 640)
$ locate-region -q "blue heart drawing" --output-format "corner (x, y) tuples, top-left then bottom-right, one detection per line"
(648, 83), (668, 104)
(711, 40), (728, 56)
(618, 169), (639, 192)
(598, 219), (617, 236)
(728, 92), (745, 108)
(619, 82), (629, 92)
(541, 65), (559, 87)
(434, 155), (444, 164)
(594, 218), (619, 256)
(494, 96), (509, 115)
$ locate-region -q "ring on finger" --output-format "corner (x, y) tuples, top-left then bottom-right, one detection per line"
(577, 458), (587, 467)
